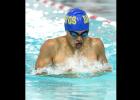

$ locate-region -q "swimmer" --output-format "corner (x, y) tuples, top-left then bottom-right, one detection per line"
(35, 8), (112, 75)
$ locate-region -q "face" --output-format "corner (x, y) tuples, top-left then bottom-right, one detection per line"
(67, 30), (89, 49)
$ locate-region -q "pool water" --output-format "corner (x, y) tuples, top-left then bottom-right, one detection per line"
(26, 0), (116, 100)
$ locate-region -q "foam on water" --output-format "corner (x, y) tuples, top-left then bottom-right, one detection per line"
(32, 51), (112, 76)
(26, 7), (65, 40)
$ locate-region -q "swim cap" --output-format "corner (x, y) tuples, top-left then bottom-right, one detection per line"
(64, 8), (89, 31)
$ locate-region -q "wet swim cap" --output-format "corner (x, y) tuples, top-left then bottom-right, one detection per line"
(64, 8), (89, 31)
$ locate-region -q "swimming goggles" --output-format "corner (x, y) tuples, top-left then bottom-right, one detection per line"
(69, 30), (89, 38)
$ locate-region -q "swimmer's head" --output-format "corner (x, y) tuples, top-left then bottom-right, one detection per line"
(64, 8), (89, 31)
(64, 8), (89, 49)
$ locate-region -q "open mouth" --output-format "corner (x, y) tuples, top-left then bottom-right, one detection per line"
(75, 42), (83, 48)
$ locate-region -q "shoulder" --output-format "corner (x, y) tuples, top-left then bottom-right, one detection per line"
(88, 37), (105, 56)
(40, 36), (66, 50)
(40, 38), (59, 52)
(88, 37), (104, 46)
(42, 39), (56, 48)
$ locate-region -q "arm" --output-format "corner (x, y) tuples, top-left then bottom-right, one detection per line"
(95, 39), (112, 72)
(35, 39), (55, 74)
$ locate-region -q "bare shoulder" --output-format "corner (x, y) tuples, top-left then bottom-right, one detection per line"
(40, 38), (59, 54)
(88, 37), (104, 46)
(41, 36), (66, 50)
(42, 38), (57, 48)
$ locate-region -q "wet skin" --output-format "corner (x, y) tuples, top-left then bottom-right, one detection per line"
(35, 30), (112, 74)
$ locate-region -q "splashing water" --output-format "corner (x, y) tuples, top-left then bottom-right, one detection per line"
(32, 51), (112, 77)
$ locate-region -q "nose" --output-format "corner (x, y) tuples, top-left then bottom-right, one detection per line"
(76, 36), (83, 42)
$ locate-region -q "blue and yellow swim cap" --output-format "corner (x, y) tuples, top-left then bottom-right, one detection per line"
(64, 8), (89, 31)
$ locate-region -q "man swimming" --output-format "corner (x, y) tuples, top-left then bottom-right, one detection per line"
(35, 8), (112, 75)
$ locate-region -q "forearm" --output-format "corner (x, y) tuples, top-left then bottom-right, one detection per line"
(35, 60), (49, 75)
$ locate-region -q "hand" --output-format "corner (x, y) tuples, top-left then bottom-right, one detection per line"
(102, 66), (112, 72)
(92, 66), (112, 75)
(35, 68), (48, 75)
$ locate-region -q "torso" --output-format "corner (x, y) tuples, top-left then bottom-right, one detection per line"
(52, 36), (99, 67)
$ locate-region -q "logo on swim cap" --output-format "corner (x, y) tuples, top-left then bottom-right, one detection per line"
(64, 8), (89, 31)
